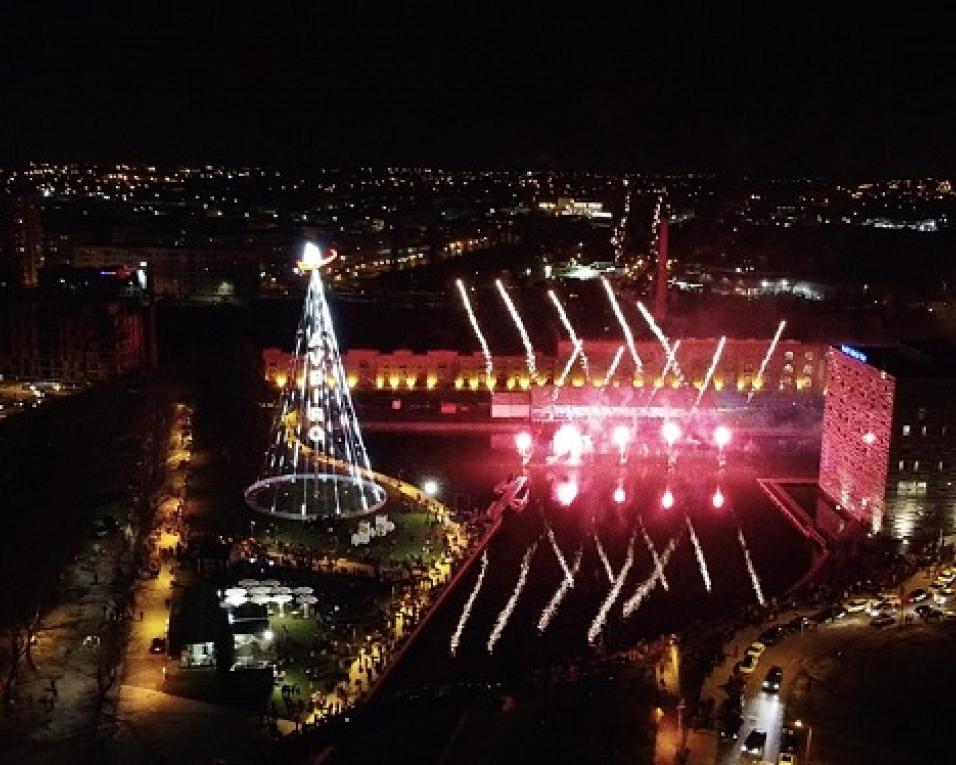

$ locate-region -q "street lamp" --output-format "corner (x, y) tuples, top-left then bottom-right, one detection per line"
(422, 479), (439, 498)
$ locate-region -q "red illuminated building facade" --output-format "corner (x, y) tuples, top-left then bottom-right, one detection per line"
(819, 344), (956, 538)
(0, 296), (144, 382)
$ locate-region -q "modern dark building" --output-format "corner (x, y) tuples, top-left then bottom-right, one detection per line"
(0, 188), (43, 288)
(0, 293), (145, 382)
(820, 344), (956, 539)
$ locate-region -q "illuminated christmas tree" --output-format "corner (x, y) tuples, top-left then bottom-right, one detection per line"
(245, 243), (385, 519)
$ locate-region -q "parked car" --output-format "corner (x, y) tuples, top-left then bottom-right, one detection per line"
(909, 588), (929, 603)
(870, 615), (896, 628)
(811, 604), (846, 624)
(758, 626), (785, 645)
(745, 641), (766, 658)
(149, 636), (167, 654)
(786, 615), (814, 632)
(843, 597), (870, 613)
(735, 653), (759, 675)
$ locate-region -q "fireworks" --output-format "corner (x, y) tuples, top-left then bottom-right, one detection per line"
(555, 344), (581, 388)
(638, 517), (670, 591)
(487, 542), (538, 653)
(685, 516), (712, 593)
(546, 522), (574, 585)
(737, 527), (766, 606)
(636, 300), (683, 384)
(537, 548), (583, 633)
(693, 335), (727, 410)
(548, 289), (589, 379)
(600, 277), (643, 373)
(595, 533), (615, 583)
(749, 319), (787, 401)
(455, 279), (494, 381)
(622, 534), (680, 618)
(496, 279), (537, 378)
(604, 345), (626, 385)
(450, 550), (489, 657)
(587, 535), (636, 645)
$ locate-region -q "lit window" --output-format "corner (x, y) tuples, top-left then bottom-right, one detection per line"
(939, 461), (945, 472)
(898, 460), (905, 471)
(914, 460), (920, 472)
(922, 426), (928, 436)
(902, 425), (911, 436)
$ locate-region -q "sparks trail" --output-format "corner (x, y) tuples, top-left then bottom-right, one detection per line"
(548, 289), (589, 379)
(623, 534), (680, 618)
(749, 319), (787, 402)
(455, 279), (493, 381)
(450, 550), (489, 657)
(604, 345), (626, 386)
(636, 300), (684, 384)
(600, 277), (642, 373)
(693, 335), (726, 410)
(546, 522), (574, 585)
(638, 517), (669, 591)
(487, 541), (538, 653)
(555, 345), (581, 390)
(595, 533), (615, 583)
(737, 527), (766, 606)
(588, 534), (636, 645)
(537, 548), (583, 633)
(496, 279), (537, 378)
(685, 515), (712, 593)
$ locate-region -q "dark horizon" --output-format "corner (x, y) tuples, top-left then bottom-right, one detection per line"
(2, 4), (955, 175)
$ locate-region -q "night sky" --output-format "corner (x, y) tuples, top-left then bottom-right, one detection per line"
(1, 3), (954, 175)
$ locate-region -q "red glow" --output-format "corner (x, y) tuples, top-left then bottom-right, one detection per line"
(612, 424), (631, 450)
(661, 421), (681, 447)
(515, 431), (533, 453)
(553, 423), (582, 456)
(556, 479), (578, 506)
(713, 425), (732, 448)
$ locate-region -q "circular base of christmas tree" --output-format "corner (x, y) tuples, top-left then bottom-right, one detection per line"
(244, 472), (387, 520)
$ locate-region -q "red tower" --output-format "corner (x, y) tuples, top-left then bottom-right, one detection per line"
(655, 215), (669, 323)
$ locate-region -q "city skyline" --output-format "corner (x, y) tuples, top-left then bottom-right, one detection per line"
(1, 5), (954, 174)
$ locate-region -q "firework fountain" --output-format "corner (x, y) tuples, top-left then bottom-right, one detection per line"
(537, 548), (583, 633)
(548, 289), (589, 380)
(638, 517), (670, 592)
(587, 534), (636, 645)
(595, 534), (615, 583)
(604, 345), (626, 386)
(496, 279), (537, 378)
(600, 276), (643, 373)
(622, 535), (680, 618)
(685, 516), (712, 593)
(636, 300), (684, 384)
(749, 319), (787, 401)
(738, 528), (766, 606)
(693, 335), (727, 410)
(450, 550), (489, 656)
(487, 541), (538, 653)
(455, 279), (494, 382)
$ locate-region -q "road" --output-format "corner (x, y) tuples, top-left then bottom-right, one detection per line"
(695, 564), (947, 765)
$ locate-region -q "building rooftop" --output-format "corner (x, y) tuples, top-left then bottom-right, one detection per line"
(836, 342), (956, 379)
